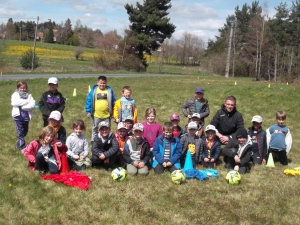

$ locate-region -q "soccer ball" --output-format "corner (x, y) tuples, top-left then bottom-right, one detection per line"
(111, 167), (127, 182)
(171, 170), (186, 185)
(225, 170), (241, 185)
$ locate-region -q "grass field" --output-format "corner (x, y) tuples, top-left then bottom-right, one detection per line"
(0, 74), (300, 225)
(0, 40), (203, 75)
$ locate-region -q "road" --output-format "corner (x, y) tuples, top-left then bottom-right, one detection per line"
(0, 73), (182, 81)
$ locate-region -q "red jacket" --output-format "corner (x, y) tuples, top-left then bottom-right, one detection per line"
(24, 140), (67, 171)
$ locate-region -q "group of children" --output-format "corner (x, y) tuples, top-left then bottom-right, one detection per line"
(11, 76), (293, 176)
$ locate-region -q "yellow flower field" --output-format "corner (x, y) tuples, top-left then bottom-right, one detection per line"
(3, 46), (96, 59)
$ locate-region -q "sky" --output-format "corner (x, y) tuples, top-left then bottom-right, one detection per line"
(0, 0), (292, 43)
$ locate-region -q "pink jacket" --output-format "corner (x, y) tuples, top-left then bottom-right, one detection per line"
(24, 140), (67, 171)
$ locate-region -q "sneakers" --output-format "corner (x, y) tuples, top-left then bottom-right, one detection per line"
(107, 167), (113, 172)
(39, 170), (46, 176)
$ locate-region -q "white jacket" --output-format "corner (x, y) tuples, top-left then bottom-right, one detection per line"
(11, 92), (36, 120)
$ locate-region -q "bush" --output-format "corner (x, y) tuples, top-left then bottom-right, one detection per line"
(19, 49), (40, 69)
(122, 54), (146, 72)
(74, 47), (84, 60)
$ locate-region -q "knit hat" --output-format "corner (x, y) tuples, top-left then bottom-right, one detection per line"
(191, 113), (200, 119)
(205, 125), (217, 132)
(117, 122), (126, 130)
(170, 113), (180, 121)
(236, 128), (248, 138)
(132, 123), (144, 131)
(49, 111), (61, 121)
(98, 121), (110, 129)
(251, 115), (263, 123)
(48, 77), (58, 84)
(187, 122), (198, 130)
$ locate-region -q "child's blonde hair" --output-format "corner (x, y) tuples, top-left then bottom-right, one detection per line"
(144, 107), (156, 119)
(276, 111), (286, 120)
(36, 126), (56, 145)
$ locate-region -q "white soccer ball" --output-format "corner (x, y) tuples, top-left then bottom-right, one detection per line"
(111, 167), (127, 182)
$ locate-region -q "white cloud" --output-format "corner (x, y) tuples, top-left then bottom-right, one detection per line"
(170, 2), (217, 19)
(73, 4), (105, 12)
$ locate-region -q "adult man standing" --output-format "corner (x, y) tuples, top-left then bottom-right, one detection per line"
(210, 95), (244, 145)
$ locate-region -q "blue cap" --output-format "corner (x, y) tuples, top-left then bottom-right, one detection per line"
(195, 87), (204, 93)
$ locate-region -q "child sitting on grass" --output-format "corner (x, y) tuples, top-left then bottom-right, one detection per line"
(180, 122), (203, 168)
(48, 111), (66, 144)
(66, 120), (91, 171)
(248, 115), (267, 165)
(23, 126), (67, 176)
(202, 125), (220, 168)
(115, 122), (130, 168)
(123, 123), (151, 175)
(170, 113), (183, 138)
(152, 122), (182, 174)
(223, 128), (252, 174)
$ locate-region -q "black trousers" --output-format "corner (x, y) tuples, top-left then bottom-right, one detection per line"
(268, 149), (288, 165)
(154, 163), (178, 174)
(35, 152), (58, 174)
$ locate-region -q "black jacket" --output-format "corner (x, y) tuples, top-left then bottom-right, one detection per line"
(210, 104), (244, 137)
(39, 90), (65, 120)
(92, 132), (119, 158)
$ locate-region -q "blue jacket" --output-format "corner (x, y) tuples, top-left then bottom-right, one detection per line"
(152, 134), (182, 169)
(248, 126), (267, 160)
(85, 84), (116, 117)
(201, 136), (221, 161)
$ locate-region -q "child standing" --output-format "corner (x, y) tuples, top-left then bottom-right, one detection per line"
(115, 122), (130, 168)
(223, 128), (252, 174)
(86, 76), (116, 143)
(66, 120), (91, 170)
(170, 113), (183, 138)
(11, 80), (35, 151)
(91, 121), (119, 171)
(142, 108), (163, 150)
(181, 87), (210, 123)
(180, 122), (203, 168)
(202, 125), (221, 168)
(152, 122), (182, 174)
(248, 115), (267, 165)
(48, 111), (66, 144)
(123, 123), (151, 175)
(266, 111), (292, 165)
(23, 126), (67, 175)
(39, 77), (65, 127)
(113, 86), (138, 124)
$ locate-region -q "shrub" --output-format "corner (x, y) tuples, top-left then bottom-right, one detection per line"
(74, 47), (84, 60)
(19, 48), (40, 69)
(122, 54), (146, 72)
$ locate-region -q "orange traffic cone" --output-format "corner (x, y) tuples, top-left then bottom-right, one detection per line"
(60, 152), (70, 174)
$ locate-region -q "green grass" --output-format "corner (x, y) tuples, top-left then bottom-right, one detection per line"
(0, 75), (300, 224)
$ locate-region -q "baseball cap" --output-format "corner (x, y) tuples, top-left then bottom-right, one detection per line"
(117, 122), (126, 130)
(251, 115), (263, 123)
(98, 121), (110, 129)
(124, 115), (134, 123)
(48, 77), (58, 84)
(187, 122), (198, 130)
(170, 113), (180, 121)
(205, 124), (217, 132)
(132, 123), (144, 131)
(191, 113), (200, 119)
(236, 128), (248, 138)
(195, 87), (204, 93)
(49, 111), (61, 121)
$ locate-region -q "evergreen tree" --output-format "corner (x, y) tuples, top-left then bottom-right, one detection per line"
(125, 0), (176, 67)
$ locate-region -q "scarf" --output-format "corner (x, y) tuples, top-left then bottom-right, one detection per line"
(49, 122), (61, 134)
(16, 90), (29, 99)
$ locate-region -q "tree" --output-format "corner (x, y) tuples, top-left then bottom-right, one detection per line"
(125, 0), (176, 68)
(20, 49), (40, 69)
(44, 20), (54, 43)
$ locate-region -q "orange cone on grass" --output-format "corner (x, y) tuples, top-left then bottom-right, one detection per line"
(60, 152), (70, 174)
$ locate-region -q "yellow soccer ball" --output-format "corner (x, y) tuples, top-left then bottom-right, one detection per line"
(225, 170), (241, 185)
(171, 170), (186, 185)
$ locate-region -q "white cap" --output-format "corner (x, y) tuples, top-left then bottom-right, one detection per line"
(205, 124), (217, 132)
(98, 121), (110, 129)
(187, 122), (198, 130)
(132, 123), (144, 131)
(48, 77), (58, 84)
(117, 122), (126, 130)
(251, 115), (263, 123)
(191, 113), (200, 119)
(49, 111), (61, 121)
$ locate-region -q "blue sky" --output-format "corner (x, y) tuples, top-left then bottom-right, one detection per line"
(0, 0), (292, 42)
